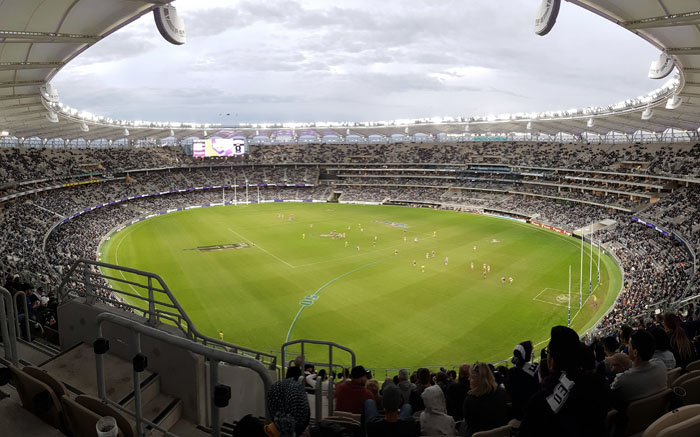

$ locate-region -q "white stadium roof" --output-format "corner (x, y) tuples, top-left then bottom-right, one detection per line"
(1, 0), (700, 143)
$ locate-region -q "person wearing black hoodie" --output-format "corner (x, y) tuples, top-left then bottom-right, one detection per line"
(519, 326), (611, 437)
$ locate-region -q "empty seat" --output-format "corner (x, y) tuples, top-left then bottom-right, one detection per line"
(22, 366), (68, 399)
(642, 404), (700, 437)
(667, 367), (682, 387)
(678, 375), (700, 406)
(9, 365), (64, 431)
(61, 395), (125, 437)
(672, 370), (700, 388)
(685, 359), (700, 372)
(75, 395), (135, 437)
(621, 388), (671, 436)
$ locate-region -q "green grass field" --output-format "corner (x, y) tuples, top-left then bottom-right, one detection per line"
(100, 202), (621, 370)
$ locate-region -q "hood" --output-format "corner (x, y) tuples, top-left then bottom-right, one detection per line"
(421, 385), (447, 414)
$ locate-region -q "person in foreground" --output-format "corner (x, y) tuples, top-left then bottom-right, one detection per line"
(461, 362), (507, 437)
(364, 383), (420, 436)
(610, 328), (667, 408)
(334, 365), (374, 414)
(420, 384), (456, 436)
(519, 325), (610, 437)
(233, 379), (310, 437)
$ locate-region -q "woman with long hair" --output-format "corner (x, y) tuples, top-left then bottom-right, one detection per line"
(460, 362), (507, 437)
(663, 312), (695, 369)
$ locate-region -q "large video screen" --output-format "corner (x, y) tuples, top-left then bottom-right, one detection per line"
(193, 138), (246, 157)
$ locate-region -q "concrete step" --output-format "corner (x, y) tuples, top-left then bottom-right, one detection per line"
(143, 393), (182, 436)
(39, 342), (153, 401)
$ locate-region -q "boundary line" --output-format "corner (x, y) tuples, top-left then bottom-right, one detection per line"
(285, 260), (384, 342)
(228, 227), (296, 269)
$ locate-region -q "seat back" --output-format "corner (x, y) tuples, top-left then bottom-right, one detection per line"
(624, 388), (671, 436)
(678, 375), (700, 406)
(9, 365), (64, 430)
(672, 370), (700, 388)
(61, 395), (104, 437)
(23, 366), (68, 398)
(75, 395), (134, 437)
(667, 367), (682, 387)
(642, 404), (700, 437)
(684, 359), (700, 372)
(472, 425), (511, 437)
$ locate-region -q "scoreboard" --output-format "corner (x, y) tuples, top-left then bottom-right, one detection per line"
(193, 138), (246, 157)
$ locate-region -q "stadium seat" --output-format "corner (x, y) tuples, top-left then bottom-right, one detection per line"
(672, 370), (700, 388)
(685, 359), (700, 372)
(667, 367), (682, 387)
(618, 388), (671, 436)
(75, 395), (135, 437)
(9, 365), (65, 431)
(642, 405), (700, 437)
(22, 366), (68, 399)
(678, 376), (700, 406)
(60, 395), (126, 437)
(471, 424), (511, 437)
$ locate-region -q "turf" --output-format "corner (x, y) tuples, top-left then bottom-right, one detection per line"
(99, 202), (622, 371)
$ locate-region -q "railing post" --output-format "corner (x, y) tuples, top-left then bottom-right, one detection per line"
(209, 359), (221, 437)
(147, 276), (157, 326)
(131, 331), (144, 437)
(315, 376), (323, 422)
(0, 287), (19, 366)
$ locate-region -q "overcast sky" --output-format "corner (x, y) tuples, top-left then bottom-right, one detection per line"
(52, 0), (662, 125)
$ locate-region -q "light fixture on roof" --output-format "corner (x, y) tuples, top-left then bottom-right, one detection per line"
(648, 53), (674, 80)
(123, 128), (130, 136)
(46, 111), (59, 123)
(464, 123), (470, 132)
(170, 129), (175, 137)
(154, 4), (186, 45)
(586, 118), (595, 128)
(526, 121), (532, 130)
(534, 0), (561, 36)
(666, 95), (682, 110)
(203, 130), (208, 137)
(641, 107), (654, 121)
(80, 122), (89, 132)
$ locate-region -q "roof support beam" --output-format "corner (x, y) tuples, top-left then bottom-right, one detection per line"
(0, 80), (45, 89)
(0, 62), (63, 71)
(0, 30), (99, 44)
(624, 11), (700, 29)
(666, 47), (700, 55)
(0, 102), (43, 110)
(0, 92), (40, 102)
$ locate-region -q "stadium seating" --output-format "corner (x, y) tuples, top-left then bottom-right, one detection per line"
(642, 405), (700, 437)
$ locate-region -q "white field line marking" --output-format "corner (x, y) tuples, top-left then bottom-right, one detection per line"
(112, 225), (144, 298)
(228, 228), (296, 269)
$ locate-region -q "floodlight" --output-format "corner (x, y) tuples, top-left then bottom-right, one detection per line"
(203, 130), (208, 137)
(641, 107), (654, 121)
(649, 53), (674, 80)
(666, 95), (682, 110)
(586, 118), (595, 128)
(123, 128), (130, 136)
(46, 111), (59, 123)
(534, 0), (561, 36)
(80, 122), (89, 132)
(170, 129), (175, 137)
(154, 5), (186, 45)
(526, 122), (532, 130)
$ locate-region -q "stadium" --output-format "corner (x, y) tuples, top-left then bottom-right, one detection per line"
(0, 1), (699, 436)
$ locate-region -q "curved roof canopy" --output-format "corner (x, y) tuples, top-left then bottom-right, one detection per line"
(1, 0), (700, 143)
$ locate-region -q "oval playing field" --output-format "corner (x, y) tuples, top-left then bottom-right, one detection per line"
(100, 203), (622, 370)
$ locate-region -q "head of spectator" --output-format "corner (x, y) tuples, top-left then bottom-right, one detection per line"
(512, 340), (533, 368)
(421, 385), (447, 414)
(603, 336), (619, 357)
(366, 379), (380, 399)
(350, 365), (369, 385)
(629, 329), (655, 367)
(605, 352), (633, 374)
(547, 325), (581, 374)
(266, 379), (310, 437)
(468, 362), (497, 397)
(458, 363), (470, 381)
(619, 325), (633, 351)
(663, 312), (694, 362)
(416, 368), (431, 387)
(382, 383), (402, 414)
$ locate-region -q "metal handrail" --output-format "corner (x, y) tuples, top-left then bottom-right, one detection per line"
(57, 258), (278, 368)
(0, 287), (18, 366)
(281, 339), (356, 419)
(95, 312), (273, 437)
